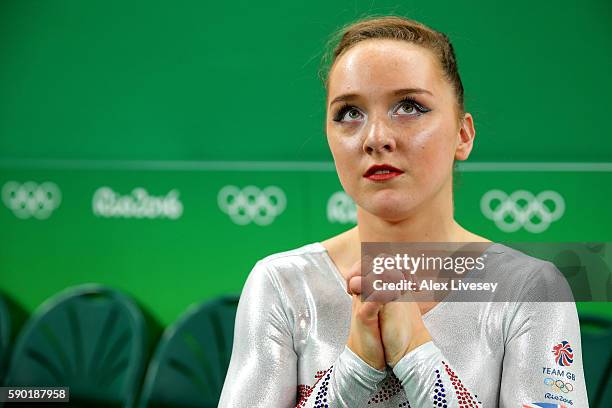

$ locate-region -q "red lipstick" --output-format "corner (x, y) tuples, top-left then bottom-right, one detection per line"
(363, 164), (404, 181)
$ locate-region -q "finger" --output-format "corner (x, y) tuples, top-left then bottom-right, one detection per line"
(345, 260), (361, 295)
(345, 254), (377, 282)
(360, 265), (404, 304)
(348, 275), (362, 295)
(345, 259), (362, 282)
(364, 284), (399, 304)
(357, 296), (382, 320)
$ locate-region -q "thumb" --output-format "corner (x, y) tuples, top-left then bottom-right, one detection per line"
(359, 299), (382, 320)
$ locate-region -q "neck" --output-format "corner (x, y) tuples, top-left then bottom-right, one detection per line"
(321, 185), (490, 282)
(356, 211), (463, 243)
(356, 183), (464, 243)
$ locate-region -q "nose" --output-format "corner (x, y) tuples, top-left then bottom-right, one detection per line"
(362, 117), (397, 155)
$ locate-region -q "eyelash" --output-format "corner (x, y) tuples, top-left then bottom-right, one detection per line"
(332, 97), (431, 122)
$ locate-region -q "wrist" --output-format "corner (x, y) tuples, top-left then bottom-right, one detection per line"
(407, 328), (432, 355)
(347, 340), (386, 371)
(388, 328), (432, 368)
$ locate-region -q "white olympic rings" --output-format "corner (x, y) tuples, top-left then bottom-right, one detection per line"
(480, 189), (565, 233)
(217, 185), (286, 226)
(2, 181), (62, 220)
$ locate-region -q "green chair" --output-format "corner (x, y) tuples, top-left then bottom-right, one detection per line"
(138, 295), (240, 408)
(0, 294), (10, 385)
(2, 284), (146, 408)
(579, 314), (612, 407)
(596, 369), (612, 406)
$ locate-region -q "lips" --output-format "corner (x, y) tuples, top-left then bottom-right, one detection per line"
(363, 164), (404, 181)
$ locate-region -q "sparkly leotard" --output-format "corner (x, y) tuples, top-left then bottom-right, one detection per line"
(218, 242), (588, 407)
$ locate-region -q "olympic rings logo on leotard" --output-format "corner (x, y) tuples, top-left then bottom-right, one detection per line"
(544, 377), (574, 393)
(326, 191), (356, 224)
(217, 185), (286, 226)
(480, 189), (565, 233)
(2, 181), (62, 220)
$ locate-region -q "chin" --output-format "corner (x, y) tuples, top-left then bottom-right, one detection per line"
(360, 191), (419, 222)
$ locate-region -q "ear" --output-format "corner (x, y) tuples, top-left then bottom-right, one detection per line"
(455, 112), (476, 161)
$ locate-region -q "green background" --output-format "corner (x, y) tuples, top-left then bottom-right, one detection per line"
(0, 0), (611, 329)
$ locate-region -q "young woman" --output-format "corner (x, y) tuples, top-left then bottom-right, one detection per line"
(218, 15), (587, 407)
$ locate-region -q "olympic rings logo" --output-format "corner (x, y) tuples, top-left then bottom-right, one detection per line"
(327, 191), (357, 224)
(544, 377), (574, 393)
(217, 185), (286, 226)
(480, 189), (565, 233)
(2, 181), (62, 220)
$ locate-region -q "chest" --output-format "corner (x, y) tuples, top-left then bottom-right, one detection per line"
(292, 299), (507, 406)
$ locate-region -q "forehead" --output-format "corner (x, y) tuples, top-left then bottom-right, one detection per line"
(327, 39), (445, 99)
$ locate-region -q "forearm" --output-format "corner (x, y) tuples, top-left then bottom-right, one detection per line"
(393, 341), (481, 407)
(298, 346), (387, 408)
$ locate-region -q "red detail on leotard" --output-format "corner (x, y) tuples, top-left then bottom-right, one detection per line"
(443, 361), (482, 407)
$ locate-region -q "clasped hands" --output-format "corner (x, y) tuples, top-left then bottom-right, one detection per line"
(345, 259), (432, 371)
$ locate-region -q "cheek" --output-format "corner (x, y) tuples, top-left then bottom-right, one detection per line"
(401, 121), (456, 184)
(406, 120), (455, 162)
(328, 132), (362, 164)
(327, 134), (362, 191)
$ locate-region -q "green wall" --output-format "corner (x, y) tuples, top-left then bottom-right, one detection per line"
(0, 0), (611, 326)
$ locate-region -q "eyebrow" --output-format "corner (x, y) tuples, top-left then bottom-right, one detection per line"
(329, 88), (433, 107)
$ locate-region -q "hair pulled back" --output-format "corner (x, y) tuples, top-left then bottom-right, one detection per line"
(320, 15), (465, 116)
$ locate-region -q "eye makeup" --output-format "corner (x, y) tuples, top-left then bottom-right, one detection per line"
(331, 96), (431, 123)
